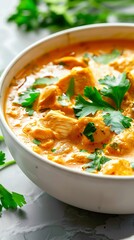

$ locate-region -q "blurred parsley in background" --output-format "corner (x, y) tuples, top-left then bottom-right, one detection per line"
(7, 0), (134, 32)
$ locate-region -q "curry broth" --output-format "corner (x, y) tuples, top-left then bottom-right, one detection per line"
(5, 40), (134, 175)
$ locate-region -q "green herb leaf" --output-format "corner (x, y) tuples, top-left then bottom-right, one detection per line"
(99, 72), (130, 109)
(33, 77), (59, 87)
(0, 184), (26, 216)
(26, 107), (34, 116)
(74, 87), (113, 118)
(51, 148), (56, 152)
(66, 78), (75, 99)
(93, 49), (121, 64)
(83, 149), (111, 172)
(0, 151), (6, 165)
(18, 88), (40, 107)
(0, 135), (4, 142)
(103, 110), (132, 134)
(83, 122), (96, 142)
(33, 139), (41, 145)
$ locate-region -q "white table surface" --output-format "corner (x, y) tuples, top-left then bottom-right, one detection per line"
(1, 1), (134, 240)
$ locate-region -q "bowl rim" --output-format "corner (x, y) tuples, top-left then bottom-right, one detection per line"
(1, 23), (134, 181)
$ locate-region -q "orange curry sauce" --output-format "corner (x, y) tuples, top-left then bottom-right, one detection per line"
(5, 40), (134, 175)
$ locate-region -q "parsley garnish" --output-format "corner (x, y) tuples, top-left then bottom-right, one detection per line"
(99, 73), (130, 109)
(33, 77), (59, 87)
(83, 149), (111, 172)
(83, 122), (96, 142)
(66, 78), (75, 99)
(74, 73), (132, 134)
(33, 139), (41, 145)
(93, 49), (121, 64)
(18, 88), (40, 107)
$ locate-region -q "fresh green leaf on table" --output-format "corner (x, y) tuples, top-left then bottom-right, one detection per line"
(0, 151), (6, 165)
(7, 0), (134, 32)
(0, 184), (26, 216)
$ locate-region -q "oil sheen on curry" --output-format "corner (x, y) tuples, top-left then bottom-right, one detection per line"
(5, 40), (134, 176)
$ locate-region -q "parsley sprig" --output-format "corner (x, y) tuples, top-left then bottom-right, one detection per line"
(0, 138), (26, 216)
(18, 87), (40, 115)
(74, 73), (132, 134)
(83, 49), (121, 64)
(99, 73), (130, 109)
(83, 149), (111, 172)
(7, 0), (134, 32)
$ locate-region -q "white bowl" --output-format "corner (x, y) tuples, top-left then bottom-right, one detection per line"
(0, 23), (134, 214)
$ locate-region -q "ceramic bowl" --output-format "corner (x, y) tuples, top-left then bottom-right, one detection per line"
(0, 23), (134, 214)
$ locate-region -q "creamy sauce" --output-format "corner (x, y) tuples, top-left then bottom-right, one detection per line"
(5, 40), (134, 175)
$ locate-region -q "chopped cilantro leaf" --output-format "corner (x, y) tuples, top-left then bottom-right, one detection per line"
(51, 148), (56, 152)
(33, 77), (59, 87)
(83, 122), (96, 142)
(99, 73), (130, 109)
(74, 87), (113, 118)
(26, 107), (34, 116)
(18, 88), (40, 108)
(103, 110), (132, 134)
(0, 151), (6, 165)
(0, 184), (26, 216)
(0, 136), (4, 141)
(66, 78), (75, 99)
(83, 149), (111, 172)
(93, 49), (121, 64)
(33, 139), (41, 145)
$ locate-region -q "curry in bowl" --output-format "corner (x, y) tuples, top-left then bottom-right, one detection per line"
(5, 39), (134, 176)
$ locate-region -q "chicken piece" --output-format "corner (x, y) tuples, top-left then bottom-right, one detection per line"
(101, 159), (133, 176)
(37, 85), (59, 110)
(57, 67), (95, 95)
(53, 56), (87, 69)
(110, 54), (134, 72)
(44, 110), (77, 139)
(23, 122), (54, 140)
(105, 125), (134, 156)
(78, 115), (113, 144)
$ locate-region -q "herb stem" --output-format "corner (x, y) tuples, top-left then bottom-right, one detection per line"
(0, 160), (16, 170)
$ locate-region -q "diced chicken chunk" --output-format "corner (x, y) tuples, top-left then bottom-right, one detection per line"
(44, 110), (77, 139)
(23, 122), (54, 140)
(53, 56), (87, 69)
(37, 85), (59, 110)
(78, 115), (113, 144)
(101, 159), (133, 175)
(105, 125), (134, 156)
(110, 55), (134, 72)
(57, 67), (95, 95)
